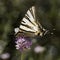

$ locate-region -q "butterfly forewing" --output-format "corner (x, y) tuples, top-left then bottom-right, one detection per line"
(15, 6), (46, 37)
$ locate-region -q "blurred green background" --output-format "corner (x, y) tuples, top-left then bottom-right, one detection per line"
(0, 0), (60, 60)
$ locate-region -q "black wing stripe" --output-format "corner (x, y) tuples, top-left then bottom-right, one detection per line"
(26, 13), (30, 18)
(19, 28), (35, 33)
(20, 23), (33, 29)
(25, 15), (35, 26)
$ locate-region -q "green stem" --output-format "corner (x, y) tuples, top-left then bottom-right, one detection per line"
(21, 53), (23, 60)
(21, 52), (26, 60)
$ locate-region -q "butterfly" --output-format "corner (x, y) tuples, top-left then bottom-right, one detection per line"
(14, 6), (48, 37)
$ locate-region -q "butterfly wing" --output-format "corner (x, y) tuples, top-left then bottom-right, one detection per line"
(15, 6), (46, 37)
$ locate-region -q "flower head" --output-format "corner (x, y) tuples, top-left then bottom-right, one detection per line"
(34, 46), (46, 53)
(15, 36), (32, 51)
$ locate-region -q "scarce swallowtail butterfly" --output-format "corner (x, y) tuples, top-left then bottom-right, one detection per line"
(14, 6), (48, 37)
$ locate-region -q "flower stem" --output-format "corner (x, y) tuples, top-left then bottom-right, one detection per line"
(21, 52), (26, 60)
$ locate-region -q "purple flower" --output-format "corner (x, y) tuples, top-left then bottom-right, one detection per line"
(15, 36), (32, 51)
